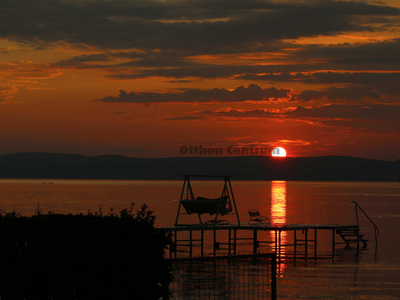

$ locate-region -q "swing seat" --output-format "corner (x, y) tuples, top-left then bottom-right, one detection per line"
(181, 196), (231, 216)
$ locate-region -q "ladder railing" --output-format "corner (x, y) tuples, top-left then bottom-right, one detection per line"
(351, 201), (379, 249)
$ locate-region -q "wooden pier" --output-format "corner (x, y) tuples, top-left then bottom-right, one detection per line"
(161, 223), (368, 260)
(165, 175), (375, 261)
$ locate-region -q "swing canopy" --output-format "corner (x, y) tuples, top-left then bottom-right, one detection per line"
(181, 196), (231, 216)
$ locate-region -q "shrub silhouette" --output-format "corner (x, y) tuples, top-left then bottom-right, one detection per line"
(0, 204), (172, 300)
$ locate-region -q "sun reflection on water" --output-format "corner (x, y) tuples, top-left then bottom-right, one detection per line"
(271, 180), (287, 225)
(270, 181), (288, 269)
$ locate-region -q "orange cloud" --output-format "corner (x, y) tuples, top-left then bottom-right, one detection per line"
(0, 61), (62, 102)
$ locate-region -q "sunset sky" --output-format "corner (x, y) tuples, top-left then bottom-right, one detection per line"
(1, 0), (399, 160)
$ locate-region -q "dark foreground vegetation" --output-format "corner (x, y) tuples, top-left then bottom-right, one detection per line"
(0, 204), (172, 300)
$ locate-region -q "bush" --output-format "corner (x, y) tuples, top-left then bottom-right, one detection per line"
(0, 204), (172, 300)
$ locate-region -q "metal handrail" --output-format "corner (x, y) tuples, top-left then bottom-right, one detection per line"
(351, 201), (379, 249)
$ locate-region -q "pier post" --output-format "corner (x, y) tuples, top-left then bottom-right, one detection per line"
(213, 229), (216, 256)
(201, 230), (204, 257)
(169, 230), (173, 258)
(271, 254), (277, 300)
(175, 230), (178, 258)
(294, 230), (297, 259)
(278, 230), (282, 259)
(332, 229), (335, 260)
(253, 229), (258, 254)
(234, 229), (237, 255)
(314, 229), (317, 259)
(189, 230), (193, 257)
(228, 229), (231, 255)
(305, 229), (308, 260)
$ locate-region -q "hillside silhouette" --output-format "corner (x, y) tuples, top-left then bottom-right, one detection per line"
(0, 152), (398, 181)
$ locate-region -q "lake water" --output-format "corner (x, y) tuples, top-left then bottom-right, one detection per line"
(1, 179), (399, 299)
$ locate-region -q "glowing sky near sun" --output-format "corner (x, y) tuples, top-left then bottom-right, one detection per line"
(0, 0), (399, 160)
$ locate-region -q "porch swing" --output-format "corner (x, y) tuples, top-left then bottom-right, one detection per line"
(174, 175), (241, 226)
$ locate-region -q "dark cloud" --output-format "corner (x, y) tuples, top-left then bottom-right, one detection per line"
(307, 72), (400, 86)
(298, 38), (400, 67)
(200, 108), (276, 119)
(57, 54), (111, 66)
(165, 80), (197, 83)
(286, 104), (400, 121)
(3, 0), (400, 105)
(55, 50), (293, 79)
(94, 84), (291, 103)
(182, 84), (290, 102)
(105, 63), (288, 80)
(187, 104), (400, 133)
(237, 71), (400, 102)
(1, 0), (399, 54)
(166, 116), (206, 121)
(232, 38), (400, 78)
(285, 104), (400, 133)
(98, 90), (178, 103)
(237, 71), (400, 85)
(53, 37), (400, 83)
(297, 87), (382, 101)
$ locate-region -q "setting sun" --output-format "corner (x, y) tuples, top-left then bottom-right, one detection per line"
(272, 147), (287, 157)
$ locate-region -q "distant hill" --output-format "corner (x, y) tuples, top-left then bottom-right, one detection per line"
(0, 152), (398, 181)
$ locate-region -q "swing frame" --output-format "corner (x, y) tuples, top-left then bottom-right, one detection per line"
(174, 175), (241, 226)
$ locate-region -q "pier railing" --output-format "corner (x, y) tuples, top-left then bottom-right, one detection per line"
(351, 201), (379, 249)
(164, 223), (363, 262)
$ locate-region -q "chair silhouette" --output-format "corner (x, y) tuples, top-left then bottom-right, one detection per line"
(248, 209), (270, 223)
